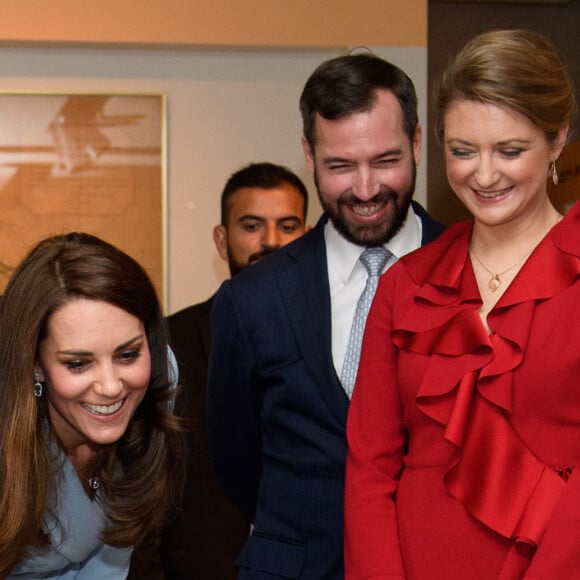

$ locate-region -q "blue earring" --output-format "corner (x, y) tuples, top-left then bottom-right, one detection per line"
(34, 372), (43, 398)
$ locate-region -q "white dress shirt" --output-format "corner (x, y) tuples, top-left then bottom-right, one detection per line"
(325, 205), (423, 380)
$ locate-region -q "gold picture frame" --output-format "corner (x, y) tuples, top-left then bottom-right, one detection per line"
(0, 92), (167, 307)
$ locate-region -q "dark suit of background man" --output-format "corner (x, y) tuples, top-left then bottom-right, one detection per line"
(160, 162), (310, 579)
(207, 54), (446, 579)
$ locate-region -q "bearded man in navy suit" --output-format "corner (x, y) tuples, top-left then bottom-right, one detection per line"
(207, 53), (445, 579)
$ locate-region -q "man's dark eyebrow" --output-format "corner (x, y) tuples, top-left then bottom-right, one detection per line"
(277, 216), (302, 224)
(237, 215), (303, 224)
(322, 149), (403, 165)
(237, 214), (267, 223)
(373, 148), (403, 158)
(322, 156), (351, 165)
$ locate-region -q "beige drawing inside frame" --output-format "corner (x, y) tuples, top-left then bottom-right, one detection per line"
(0, 92), (167, 308)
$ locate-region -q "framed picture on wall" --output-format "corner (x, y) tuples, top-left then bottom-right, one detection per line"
(0, 92), (167, 306)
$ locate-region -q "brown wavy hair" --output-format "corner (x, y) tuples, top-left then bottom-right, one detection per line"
(433, 29), (577, 144)
(0, 232), (186, 576)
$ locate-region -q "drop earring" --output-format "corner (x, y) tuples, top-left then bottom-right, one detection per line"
(549, 161), (559, 186)
(34, 371), (43, 397)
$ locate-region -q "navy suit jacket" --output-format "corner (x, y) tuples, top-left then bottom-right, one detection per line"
(207, 203), (445, 579)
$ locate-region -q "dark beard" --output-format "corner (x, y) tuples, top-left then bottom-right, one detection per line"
(314, 162), (416, 247)
(228, 247), (277, 277)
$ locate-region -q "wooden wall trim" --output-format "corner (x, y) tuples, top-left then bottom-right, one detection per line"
(0, 0), (426, 47)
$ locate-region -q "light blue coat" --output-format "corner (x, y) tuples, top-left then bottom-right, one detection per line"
(8, 448), (132, 579)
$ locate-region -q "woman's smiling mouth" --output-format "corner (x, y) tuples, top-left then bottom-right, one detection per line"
(81, 400), (125, 416)
(473, 186), (512, 199)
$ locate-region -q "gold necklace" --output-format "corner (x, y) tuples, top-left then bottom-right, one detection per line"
(470, 214), (564, 293)
(470, 246), (534, 293)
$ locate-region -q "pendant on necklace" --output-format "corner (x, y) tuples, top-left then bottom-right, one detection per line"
(489, 274), (501, 292)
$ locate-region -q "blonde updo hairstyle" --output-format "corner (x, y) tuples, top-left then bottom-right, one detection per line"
(433, 29), (577, 145)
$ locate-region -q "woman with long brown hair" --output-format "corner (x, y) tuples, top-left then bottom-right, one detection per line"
(0, 232), (185, 578)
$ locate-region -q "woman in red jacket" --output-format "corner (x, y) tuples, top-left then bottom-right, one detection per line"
(345, 29), (578, 579)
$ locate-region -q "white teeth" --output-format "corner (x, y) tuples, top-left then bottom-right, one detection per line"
(351, 203), (382, 216)
(82, 400), (124, 415)
(475, 187), (511, 199)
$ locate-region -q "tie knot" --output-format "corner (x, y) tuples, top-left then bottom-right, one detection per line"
(360, 246), (391, 277)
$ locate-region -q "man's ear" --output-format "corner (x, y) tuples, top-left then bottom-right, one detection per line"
(412, 125), (423, 167)
(213, 225), (229, 261)
(301, 136), (315, 172)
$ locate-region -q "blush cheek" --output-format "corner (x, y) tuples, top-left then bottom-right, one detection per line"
(45, 370), (84, 403)
(446, 164), (468, 198)
(445, 160), (459, 184)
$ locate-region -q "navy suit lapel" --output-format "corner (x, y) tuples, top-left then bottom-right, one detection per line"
(276, 219), (349, 425)
(411, 200), (446, 245)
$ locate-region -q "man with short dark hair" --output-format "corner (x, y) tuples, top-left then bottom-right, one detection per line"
(159, 162), (309, 580)
(207, 54), (445, 578)
(213, 162), (309, 276)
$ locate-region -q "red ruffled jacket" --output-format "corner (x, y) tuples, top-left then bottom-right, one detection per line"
(345, 202), (580, 580)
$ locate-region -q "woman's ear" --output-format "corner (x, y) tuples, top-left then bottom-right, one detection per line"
(553, 125), (569, 160)
(34, 365), (45, 383)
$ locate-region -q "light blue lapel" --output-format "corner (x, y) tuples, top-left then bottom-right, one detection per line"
(47, 452), (105, 563)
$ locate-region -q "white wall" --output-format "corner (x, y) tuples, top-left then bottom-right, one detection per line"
(0, 45), (427, 313)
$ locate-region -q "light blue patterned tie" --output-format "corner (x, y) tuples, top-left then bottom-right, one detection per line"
(341, 246), (392, 398)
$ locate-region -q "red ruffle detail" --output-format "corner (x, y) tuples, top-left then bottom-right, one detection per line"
(444, 372), (565, 542)
(391, 204), (580, 566)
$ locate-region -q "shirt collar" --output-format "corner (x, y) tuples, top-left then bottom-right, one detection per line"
(325, 204), (421, 286)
